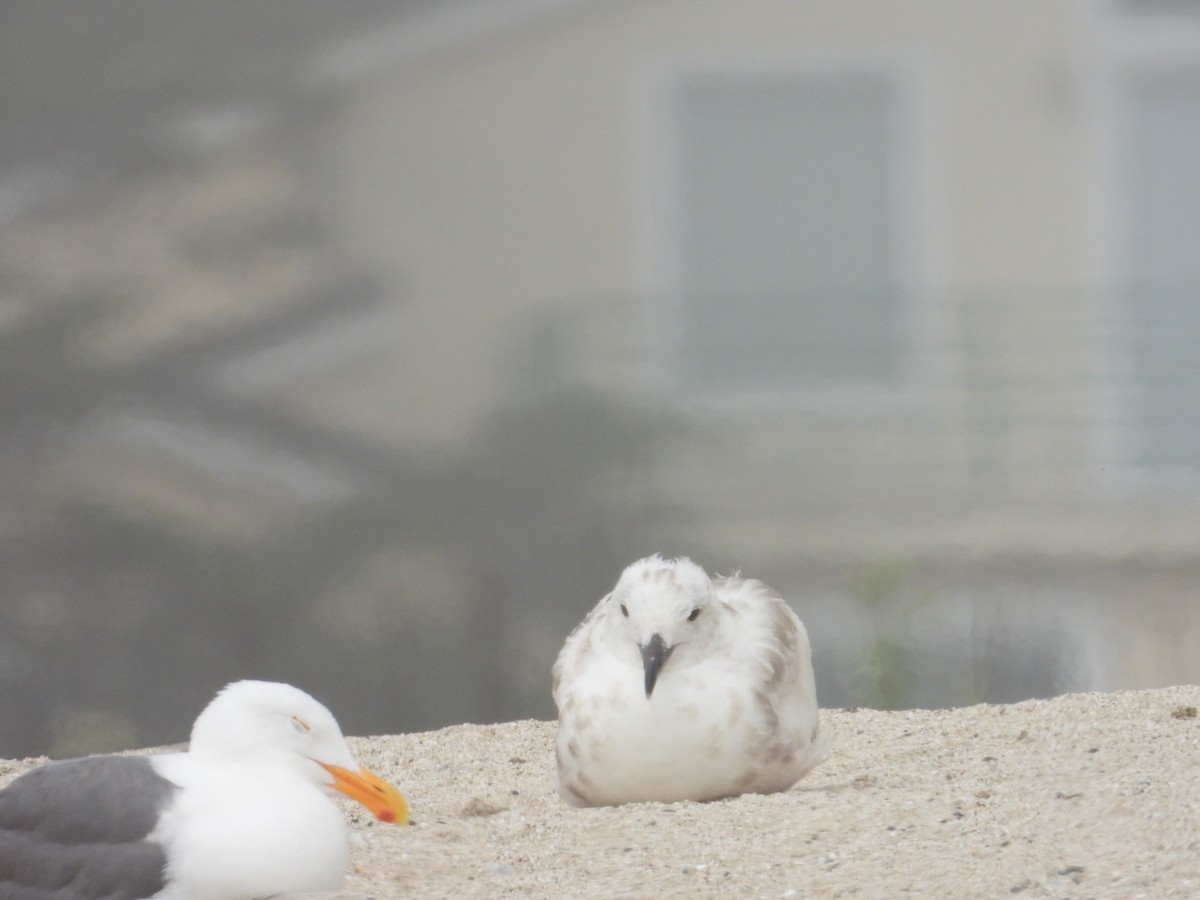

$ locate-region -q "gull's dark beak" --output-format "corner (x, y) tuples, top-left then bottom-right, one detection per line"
(640, 633), (675, 698)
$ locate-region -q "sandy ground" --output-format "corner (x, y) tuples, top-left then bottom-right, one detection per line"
(3, 686), (1198, 898)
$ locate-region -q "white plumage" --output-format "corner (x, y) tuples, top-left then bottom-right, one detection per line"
(553, 555), (829, 807)
(0, 680), (408, 900)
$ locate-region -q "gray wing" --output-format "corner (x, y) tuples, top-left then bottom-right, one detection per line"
(552, 591), (612, 709)
(0, 755), (177, 900)
(716, 576), (828, 778)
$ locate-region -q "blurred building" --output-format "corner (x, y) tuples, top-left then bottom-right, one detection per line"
(2, 0), (1199, 757)
(316, 0), (1200, 693)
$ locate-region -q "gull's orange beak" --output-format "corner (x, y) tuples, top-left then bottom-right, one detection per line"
(319, 762), (410, 825)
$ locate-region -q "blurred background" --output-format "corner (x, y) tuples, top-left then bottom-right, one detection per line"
(2, 0), (1199, 759)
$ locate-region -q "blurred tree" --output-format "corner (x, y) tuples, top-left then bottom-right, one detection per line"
(0, 299), (679, 756)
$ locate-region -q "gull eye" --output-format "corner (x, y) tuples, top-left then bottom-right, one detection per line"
(688, 607), (701, 622)
(291, 716), (312, 733)
(620, 604), (629, 618)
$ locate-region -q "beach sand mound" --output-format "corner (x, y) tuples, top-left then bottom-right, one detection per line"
(3, 686), (1197, 898)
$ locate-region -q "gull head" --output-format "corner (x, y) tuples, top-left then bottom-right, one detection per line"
(605, 555), (718, 698)
(189, 680), (409, 824)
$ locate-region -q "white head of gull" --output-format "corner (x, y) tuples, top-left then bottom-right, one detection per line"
(0, 680), (409, 900)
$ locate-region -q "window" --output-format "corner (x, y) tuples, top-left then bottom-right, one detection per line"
(660, 64), (922, 405)
(1110, 0), (1200, 15)
(1109, 66), (1200, 479)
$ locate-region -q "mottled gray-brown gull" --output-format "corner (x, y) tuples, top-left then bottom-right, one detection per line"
(553, 555), (829, 807)
(0, 680), (408, 899)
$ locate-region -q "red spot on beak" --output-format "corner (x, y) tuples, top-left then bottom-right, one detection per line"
(317, 762), (409, 825)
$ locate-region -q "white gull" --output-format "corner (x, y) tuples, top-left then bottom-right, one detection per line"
(0, 680), (409, 899)
(553, 555), (829, 807)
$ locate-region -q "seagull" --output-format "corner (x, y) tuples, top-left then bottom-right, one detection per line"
(0, 680), (409, 899)
(553, 555), (829, 807)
